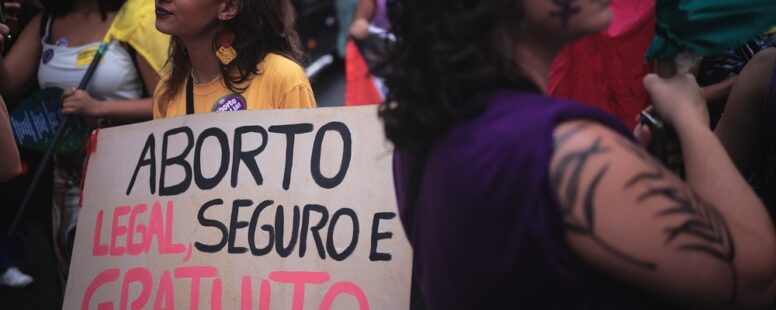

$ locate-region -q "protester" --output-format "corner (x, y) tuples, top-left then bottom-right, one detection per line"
(381, 0), (776, 308)
(348, 0), (388, 41)
(344, 0), (390, 106)
(152, 0), (315, 118)
(713, 48), (776, 218)
(0, 94), (31, 288)
(690, 30), (776, 215)
(0, 0), (158, 122)
(0, 0), (162, 277)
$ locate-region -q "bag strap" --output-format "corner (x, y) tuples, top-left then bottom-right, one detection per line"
(125, 44), (150, 98)
(39, 12), (51, 40)
(186, 77), (194, 115)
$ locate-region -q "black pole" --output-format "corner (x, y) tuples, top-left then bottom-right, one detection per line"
(7, 41), (110, 237)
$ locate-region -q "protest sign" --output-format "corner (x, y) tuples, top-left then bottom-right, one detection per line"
(63, 106), (411, 309)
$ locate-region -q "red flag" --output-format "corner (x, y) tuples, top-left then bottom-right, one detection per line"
(345, 39), (384, 106)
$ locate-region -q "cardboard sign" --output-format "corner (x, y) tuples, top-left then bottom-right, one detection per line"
(64, 106), (412, 309)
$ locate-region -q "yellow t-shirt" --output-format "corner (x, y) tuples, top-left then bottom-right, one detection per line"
(153, 53), (316, 119)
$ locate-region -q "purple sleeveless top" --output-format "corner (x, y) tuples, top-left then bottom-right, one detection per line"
(393, 90), (667, 309)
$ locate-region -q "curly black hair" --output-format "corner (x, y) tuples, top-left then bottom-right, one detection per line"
(379, 0), (540, 152)
(40, 0), (126, 20)
(157, 0), (303, 112)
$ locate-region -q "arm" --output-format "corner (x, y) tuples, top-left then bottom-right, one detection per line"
(349, 0), (375, 40)
(551, 75), (776, 308)
(61, 52), (159, 121)
(0, 14), (42, 98)
(0, 96), (21, 182)
(702, 76), (737, 106)
(354, 0), (375, 21)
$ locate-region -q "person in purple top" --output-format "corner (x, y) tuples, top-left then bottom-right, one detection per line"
(379, 0), (776, 308)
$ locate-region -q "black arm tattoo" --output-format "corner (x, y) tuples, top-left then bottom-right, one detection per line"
(550, 0), (581, 28)
(628, 173), (737, 303)
(552, 133), (658, 270)
(554, 126), (738, 304)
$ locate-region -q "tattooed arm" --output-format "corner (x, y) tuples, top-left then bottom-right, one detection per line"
(551, 119), (776, 308)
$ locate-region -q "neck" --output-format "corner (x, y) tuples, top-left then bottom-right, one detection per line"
(513, 37), (564, 93)
(72, 0), (99, 13)
(181, 28), (223, 84)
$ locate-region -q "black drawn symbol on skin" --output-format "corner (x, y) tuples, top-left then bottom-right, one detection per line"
(550, 0), (582, 28)
(553, 137), (658, 270)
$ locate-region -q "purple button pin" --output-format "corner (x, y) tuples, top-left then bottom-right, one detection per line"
(55, 37), (69, 47)
(212, 94), (247, 112)
(42, 49), (54, 65)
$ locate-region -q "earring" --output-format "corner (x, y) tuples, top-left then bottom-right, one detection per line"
(215, 32), (237, 65)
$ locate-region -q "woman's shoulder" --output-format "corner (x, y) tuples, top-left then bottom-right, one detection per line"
(257, 53), (306, 77)
(487, 90), (631, 136)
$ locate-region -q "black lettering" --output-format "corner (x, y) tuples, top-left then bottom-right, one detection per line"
(228, 199), (252, 254)
(311, 122), (352, 189)
(195, 199), (228, 253)
(248, 200), (275, 256)
(126, 133), (156, 195)
(231, 126), (268, 188)
(159, 127), (194, 196)
(275, 205), (301, 257)
(300, 204), (329, 259)
(370, 212), (396, 261)
(194, 128), (230, 190)
(269, 124), (314, 190)
(326, 208), (359, 261)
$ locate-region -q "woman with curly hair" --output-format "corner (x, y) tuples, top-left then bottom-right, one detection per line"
(381, 0), (776, 308)
(153, 0), (315, 118)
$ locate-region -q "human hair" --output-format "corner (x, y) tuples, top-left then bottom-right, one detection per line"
(379, 0), (540, 152)
(40, 0), (126, 20)
(157, 0), (303, 113)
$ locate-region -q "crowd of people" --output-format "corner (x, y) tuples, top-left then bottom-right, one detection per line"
(0, 0), (774, 308)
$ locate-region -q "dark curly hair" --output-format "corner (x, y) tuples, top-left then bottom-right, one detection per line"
(157, 0), (303, 113)
(379, 0), (540, 152)
(41, 0), (126, 20)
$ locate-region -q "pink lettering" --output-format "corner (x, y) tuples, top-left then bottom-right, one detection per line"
(110, 206), (131, 256)
(241, 276), (252, 310)
(93, 210), (109, 256)
(174, 266), (219, 310)
(82, 268), (119, 310)
(127, 204), (147, 255)
(211, 278), (222, 310)
(145, 201), (164, 253)
(260, 279), (271, 310)
(120, 268), (152, 310)
(153, 271), (174, 310)
(269, 272), (329, 310)
(319, 282), (370, 310)
(162, 201), (185, 254)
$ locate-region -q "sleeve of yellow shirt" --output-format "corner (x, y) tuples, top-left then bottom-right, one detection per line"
(280, 84), (317, 109)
